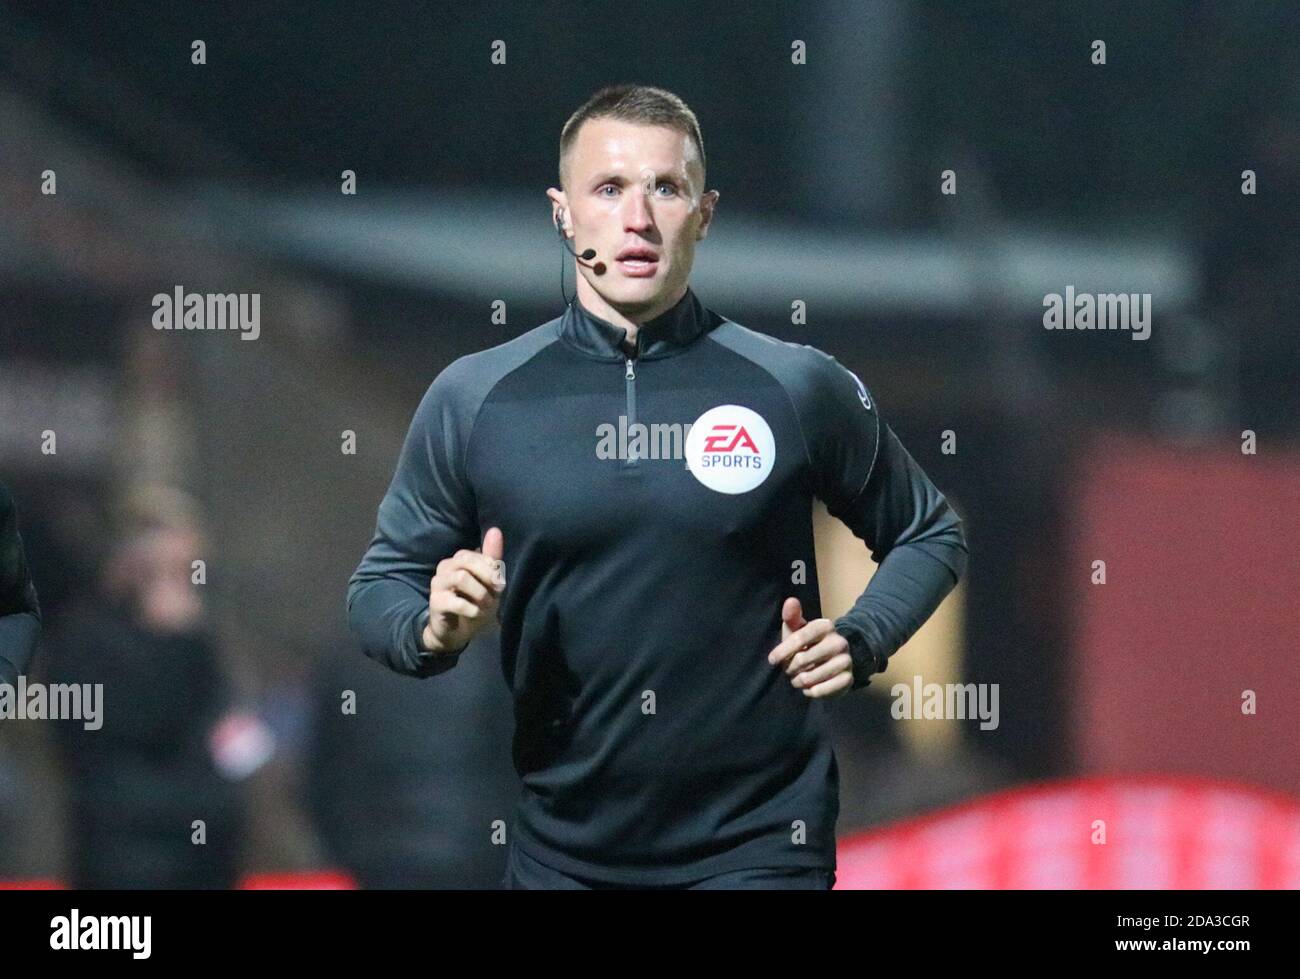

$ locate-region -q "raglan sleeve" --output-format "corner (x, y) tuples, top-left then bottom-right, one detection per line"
(346, 363), (481, 679)
(803, 354), (969, 690)
(0, 482), (42, 688)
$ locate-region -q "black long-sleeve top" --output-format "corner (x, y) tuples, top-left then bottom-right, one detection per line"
(348, 287), (968, 884)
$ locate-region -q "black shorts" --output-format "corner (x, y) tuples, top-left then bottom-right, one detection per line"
(503, 839), (836, 890)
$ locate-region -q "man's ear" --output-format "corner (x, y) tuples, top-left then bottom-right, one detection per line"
(546, 187), (568, 234)
(697, 189), (720, 240)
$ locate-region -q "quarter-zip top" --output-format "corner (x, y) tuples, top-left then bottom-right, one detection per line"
(347, 286), (968, 886)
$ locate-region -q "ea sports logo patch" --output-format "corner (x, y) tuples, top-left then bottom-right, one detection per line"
(685, 404), (775, 494)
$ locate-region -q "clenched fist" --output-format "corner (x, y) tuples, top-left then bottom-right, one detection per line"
(766, 596), (854, 699)
(421, 527), (506, 656)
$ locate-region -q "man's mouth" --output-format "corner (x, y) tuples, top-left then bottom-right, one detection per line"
(616, 248), (660, 276)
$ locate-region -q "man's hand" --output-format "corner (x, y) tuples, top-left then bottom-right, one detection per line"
(766, 597), (853, 699)
(421, 527), (506, 656)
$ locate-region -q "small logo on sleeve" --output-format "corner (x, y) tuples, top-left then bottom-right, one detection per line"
(848, 370), (871, 411)
(685, 405), (775, 494)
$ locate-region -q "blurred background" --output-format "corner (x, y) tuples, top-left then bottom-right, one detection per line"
(1, 1), (1298, 888)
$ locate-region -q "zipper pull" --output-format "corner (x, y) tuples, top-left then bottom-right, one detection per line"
(625, 357), (635, 380)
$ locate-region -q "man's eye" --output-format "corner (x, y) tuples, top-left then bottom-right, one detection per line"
(598, 185), (619, 197)
(656, 182), (677, 196)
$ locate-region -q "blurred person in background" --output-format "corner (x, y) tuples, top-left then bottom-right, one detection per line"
(0, 478), (43, 872)
(46, 484), (247, 888)
(0, 477), (41, 688)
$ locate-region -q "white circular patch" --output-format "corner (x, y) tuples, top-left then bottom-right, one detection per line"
(685, 404), (775, 494)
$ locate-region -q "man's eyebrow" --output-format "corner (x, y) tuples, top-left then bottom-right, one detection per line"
(589, 171), (681, 186)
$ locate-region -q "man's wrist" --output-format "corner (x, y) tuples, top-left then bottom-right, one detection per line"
(834, 620), (885, 689)
(418, 614), (467, 658)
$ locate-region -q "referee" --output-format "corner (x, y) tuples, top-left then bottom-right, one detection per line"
(348, 84), (968, 890)
(0, 479), (40, 689)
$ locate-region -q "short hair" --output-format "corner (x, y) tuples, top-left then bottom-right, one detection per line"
(559, 84), (706, 192)
(115, 482), (204, 539)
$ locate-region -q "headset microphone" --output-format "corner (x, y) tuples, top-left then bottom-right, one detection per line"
(555, 209), (606, 306)
(556, 217), (606, 274)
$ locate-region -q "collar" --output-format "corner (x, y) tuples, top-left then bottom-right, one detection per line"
(559, 286), (721, 361)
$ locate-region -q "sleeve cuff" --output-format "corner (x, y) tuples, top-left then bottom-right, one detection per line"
(0, 653), (19, 690)
(0, 612), (40, 683)
(834, 620), (885, 690)
(409, 608), (464, 678)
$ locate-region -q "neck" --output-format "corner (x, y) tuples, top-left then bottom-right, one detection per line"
(575, 276), (688, 352)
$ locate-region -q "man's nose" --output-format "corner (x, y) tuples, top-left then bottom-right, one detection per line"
(623, 185), (655, 232)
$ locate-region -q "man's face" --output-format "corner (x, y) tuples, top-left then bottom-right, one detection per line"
(113, 526), (205, 634)
(549, 117), (718, 316)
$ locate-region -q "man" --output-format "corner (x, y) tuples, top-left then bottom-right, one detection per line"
(0, 478), (41, 689)
(47, 486), (244, 888)
(348, 84), (968, 889)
